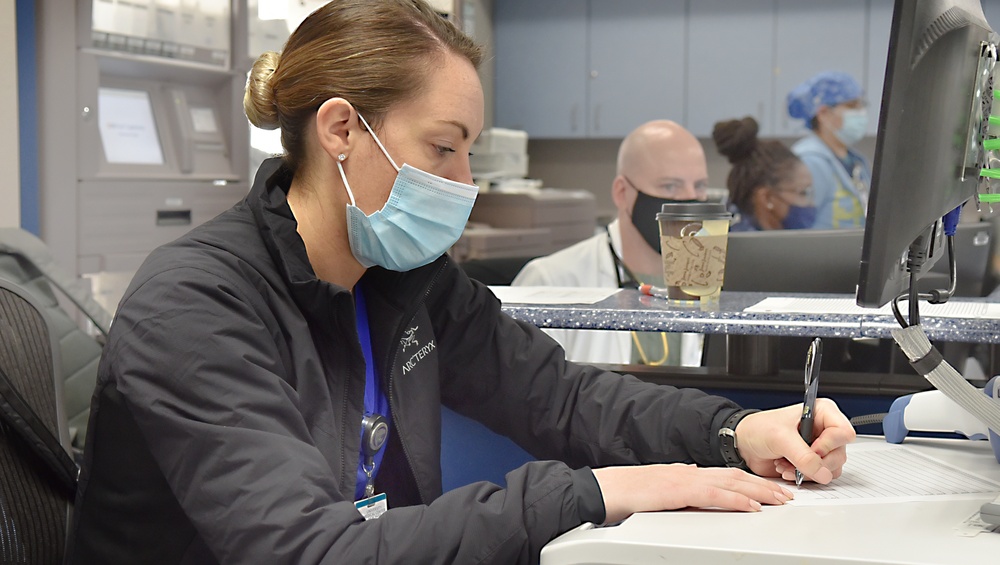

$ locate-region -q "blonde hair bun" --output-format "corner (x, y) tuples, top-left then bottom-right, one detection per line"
(244, 51), (282, 130)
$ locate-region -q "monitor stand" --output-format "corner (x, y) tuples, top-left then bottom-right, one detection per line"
(726, 335), (779, 376)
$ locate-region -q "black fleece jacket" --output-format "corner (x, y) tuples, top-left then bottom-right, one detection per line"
(67, 158), (741, 564)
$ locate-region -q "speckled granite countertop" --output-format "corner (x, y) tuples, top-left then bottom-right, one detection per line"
(499, 290), (1000, 344)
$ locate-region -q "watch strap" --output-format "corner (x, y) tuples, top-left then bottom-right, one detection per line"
(718, 409), (759, 470)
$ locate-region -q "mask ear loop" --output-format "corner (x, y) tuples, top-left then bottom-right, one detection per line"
(621, 175), (643, 219)
(356, 112), (402, 173)
(337, 155), (357, 206)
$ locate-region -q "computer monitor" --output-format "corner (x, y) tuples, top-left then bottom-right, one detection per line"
(725, 224), (993, 297)
(856, 2), (1000, 518)
(857, 0), (998, 308)
(725, 229), (864, 294)
(707, 223), (993, 374)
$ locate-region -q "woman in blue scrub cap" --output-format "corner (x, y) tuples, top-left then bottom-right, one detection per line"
(787, 71), (872, 230)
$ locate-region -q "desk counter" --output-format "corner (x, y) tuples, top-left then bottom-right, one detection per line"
(540, 437), (1000, 565)
(499, 290), (1000, 344)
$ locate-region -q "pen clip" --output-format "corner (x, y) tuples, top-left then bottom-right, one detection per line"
(803, 338), (822, 405)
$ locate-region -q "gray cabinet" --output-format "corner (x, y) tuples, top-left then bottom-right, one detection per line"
(494, 0), (685, 139)
(588, 1), (685, 138)
(493, 1), (902, 140)
(494, 0), (588, 138)
(687, 0), (775, 137)
(867, 0), (894, 137)
(773, 0), (868, 136)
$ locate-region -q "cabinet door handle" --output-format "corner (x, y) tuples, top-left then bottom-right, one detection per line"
(571, 103), (578, 133)
(594, 104), (601, 133)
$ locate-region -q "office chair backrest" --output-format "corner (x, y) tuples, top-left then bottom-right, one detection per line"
(0, 228), (111, 449)
(0, 277), (78, 564)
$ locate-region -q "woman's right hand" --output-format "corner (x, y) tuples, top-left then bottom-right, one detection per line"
(591, 464), (793, 524)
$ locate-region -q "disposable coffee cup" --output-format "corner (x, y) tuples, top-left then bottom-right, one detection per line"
(656, 202), (733, 302)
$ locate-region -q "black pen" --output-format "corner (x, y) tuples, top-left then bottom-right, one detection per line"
(795, 338), (822, 486)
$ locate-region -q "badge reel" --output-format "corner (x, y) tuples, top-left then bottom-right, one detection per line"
(361, 413), (389, 498)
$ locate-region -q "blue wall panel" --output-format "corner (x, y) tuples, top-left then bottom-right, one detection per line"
(16, 0), (38, 235)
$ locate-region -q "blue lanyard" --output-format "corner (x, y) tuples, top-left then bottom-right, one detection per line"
(354, 284), (391, 501)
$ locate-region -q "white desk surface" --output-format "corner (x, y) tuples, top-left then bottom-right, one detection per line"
(541, 437), (1000, 565)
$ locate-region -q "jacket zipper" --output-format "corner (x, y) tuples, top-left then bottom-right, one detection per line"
(340, 355), (351, 494)
(385, 260), (447, 504)
(337, 295), (363, 497)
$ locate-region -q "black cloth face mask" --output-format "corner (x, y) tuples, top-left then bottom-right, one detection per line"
(629, 188), (700, 254)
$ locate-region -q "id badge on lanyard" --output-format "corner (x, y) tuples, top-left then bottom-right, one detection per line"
(354, 284), (391, 519)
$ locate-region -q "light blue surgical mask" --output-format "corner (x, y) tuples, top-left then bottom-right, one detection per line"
(338, 112), (479, 271)
(834, 108), (868, 146)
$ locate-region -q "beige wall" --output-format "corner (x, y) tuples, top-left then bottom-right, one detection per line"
(0, 0), (20, 228)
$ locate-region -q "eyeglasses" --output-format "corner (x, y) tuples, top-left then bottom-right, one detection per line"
(773, 186), (815, 201)
(622, 175), (708, 200)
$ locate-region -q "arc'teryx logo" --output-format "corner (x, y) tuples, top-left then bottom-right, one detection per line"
(400, 326), (436, 375)
(401, 327), (419, 350)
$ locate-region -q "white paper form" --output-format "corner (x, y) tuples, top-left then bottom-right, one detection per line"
(488, 286), (620, 305)
(746, 297), (1000, 319)
(787, 442), (1000, 506)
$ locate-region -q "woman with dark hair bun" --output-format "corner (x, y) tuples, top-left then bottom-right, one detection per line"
(712, 116), (816, 231)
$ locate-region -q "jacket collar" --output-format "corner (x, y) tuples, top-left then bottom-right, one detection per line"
(248, 158), (345, 322)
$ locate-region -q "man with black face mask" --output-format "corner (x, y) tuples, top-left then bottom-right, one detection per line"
(513, 120), (709, 366)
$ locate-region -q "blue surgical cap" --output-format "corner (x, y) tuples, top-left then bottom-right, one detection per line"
(786, 71), (863, 123)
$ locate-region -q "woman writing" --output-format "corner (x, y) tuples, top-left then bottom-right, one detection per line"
(68, 2), (854, 563)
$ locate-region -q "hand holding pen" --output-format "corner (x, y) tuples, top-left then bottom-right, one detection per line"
(795, 338), (823, 486)
(722, 338), (853, 486)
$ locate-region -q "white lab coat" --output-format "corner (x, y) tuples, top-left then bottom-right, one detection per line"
(512, 219), (702, 366)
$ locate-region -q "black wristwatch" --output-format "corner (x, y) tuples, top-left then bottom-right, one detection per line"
(718, 409), (759, 470)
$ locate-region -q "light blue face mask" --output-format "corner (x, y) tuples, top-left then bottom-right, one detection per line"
(338, 113), (479, 271)
(834, 108), (868, 146)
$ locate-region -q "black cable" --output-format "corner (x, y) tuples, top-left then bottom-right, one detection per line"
(891, 295), (908, 328)
(909, 269), (921, 326)
(606, 228), (639, 290)
(942, 236), (957, 301)
(894, 233), (958, 328)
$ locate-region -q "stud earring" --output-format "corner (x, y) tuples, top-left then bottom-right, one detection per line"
(337, 153), (347, 162)
(766, 201), (774, 210)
